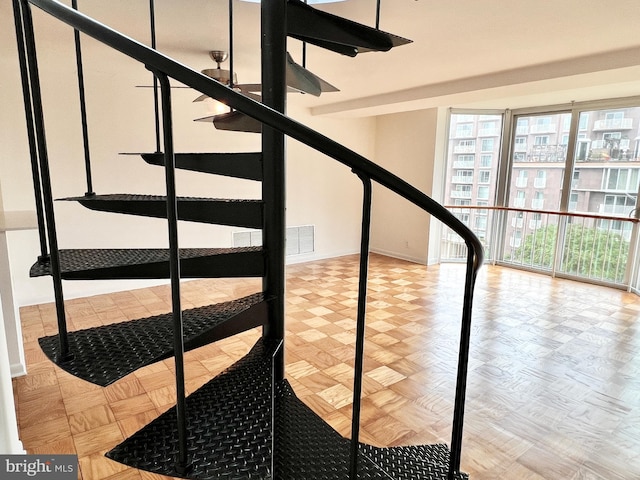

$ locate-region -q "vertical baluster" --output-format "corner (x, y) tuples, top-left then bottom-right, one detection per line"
(18, 0), (71, 361)
(11, 0), (48, 263)
(149, 0), (161, 153)
(348, 171), (372, 480)
(71, 0), (94, 196)
(448, 247), (480, 479)
(153, 70), (190, 475)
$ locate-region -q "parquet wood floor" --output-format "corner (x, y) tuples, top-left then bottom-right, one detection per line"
(12, 254), (640, 479)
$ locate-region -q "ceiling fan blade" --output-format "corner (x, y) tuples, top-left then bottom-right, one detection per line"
(195, 111), (262, 134)
(286, 52), (322, 96)
(193, 89), (261, 103)
(286, 53), (340, 96)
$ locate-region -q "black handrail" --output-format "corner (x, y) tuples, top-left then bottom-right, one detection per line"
(25, 1), (484, 476)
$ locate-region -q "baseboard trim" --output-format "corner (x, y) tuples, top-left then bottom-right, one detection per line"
(369, 248), (426, 265)
(10, 362), (27, 378)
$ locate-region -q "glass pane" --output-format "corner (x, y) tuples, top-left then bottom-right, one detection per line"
(560, 105), (640, 284)
(558, 216), (630, 285)
(441, 113), (503, 261)
(507, 112), (570, 211)
(502, 112), (569, 268)
(570, 106), (640, 217)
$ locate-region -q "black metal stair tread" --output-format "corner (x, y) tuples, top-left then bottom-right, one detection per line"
(138, 152), (263, 181)
(277, 381), (465, 480)
(29, 247), (264, 280)
(287, 0), (411, 57)
(107, 338), (467, 479)
(360, 444), (469, 480)
(60, 194), (263, 229)
(38, 293), (267, 387)
(62, 193), (261, 203)
(106, 337), (279, 479)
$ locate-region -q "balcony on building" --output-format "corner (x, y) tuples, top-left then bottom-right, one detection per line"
(453, 159), (475, 168)
(593, 118), (633, 131)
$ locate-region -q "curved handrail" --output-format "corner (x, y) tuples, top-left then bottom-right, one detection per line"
(27, 0), (484, 272)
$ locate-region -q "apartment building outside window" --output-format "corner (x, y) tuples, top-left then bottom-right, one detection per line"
(441, 102), (640, 291)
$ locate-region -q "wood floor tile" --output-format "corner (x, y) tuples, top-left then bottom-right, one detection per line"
(68, 404), (117, 435)
(73, 423), (125, 457)
(109, 393), (156, 421)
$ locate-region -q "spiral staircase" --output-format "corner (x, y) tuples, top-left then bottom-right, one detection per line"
(11, 0), (483, 478)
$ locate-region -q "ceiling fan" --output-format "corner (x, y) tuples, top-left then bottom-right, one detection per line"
(193, 48), (339, 133)
(193, 49), (338, 103)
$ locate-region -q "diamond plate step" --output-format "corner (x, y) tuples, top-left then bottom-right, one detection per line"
(61, 194), (263, 229)
(39, 293), (268, 386)
(107, 339), (468, 479)
(140, 152), (263, 181)
(29, 247), (264, 280)
(106, 338), (280, 479)
(287, 0), (412, 57)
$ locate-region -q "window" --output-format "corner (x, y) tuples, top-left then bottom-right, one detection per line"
(455, 123), (474, 137)
(578, 113), (589, 130)
(442, 112), (503, 261)
(477, 186), (490, 200)
(442, 103), (640, 289)
(480, 155), (492, 167)
(481, 138), (495, 152)
(455, 213), (470, 224)
(451, 185), (472, 198)
(603, 168), (640, 192)
(602, 195), (636, 215)
(532, 191), (544, 209)
(456, 140), (476, 153)
(569, 192), (579, 211)
(572, 171), (580, 189)
(514, 190), (526, 208)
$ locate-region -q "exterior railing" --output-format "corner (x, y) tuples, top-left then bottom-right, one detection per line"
(442, 205), (639, 288)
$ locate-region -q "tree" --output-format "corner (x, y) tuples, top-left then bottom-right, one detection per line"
(507, 223), (630, 283)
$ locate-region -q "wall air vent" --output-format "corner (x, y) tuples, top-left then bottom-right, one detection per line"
(233, 225), (314, 256)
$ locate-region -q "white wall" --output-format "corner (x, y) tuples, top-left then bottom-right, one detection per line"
(0, 5), (373, 307)
(0, 305), (24, 454)
(370, 108), (439, 263)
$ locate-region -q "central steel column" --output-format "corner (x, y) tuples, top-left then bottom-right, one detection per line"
(261, 0), (287, 381)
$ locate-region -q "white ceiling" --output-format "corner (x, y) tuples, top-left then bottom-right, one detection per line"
(5, 0), (640, 116)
